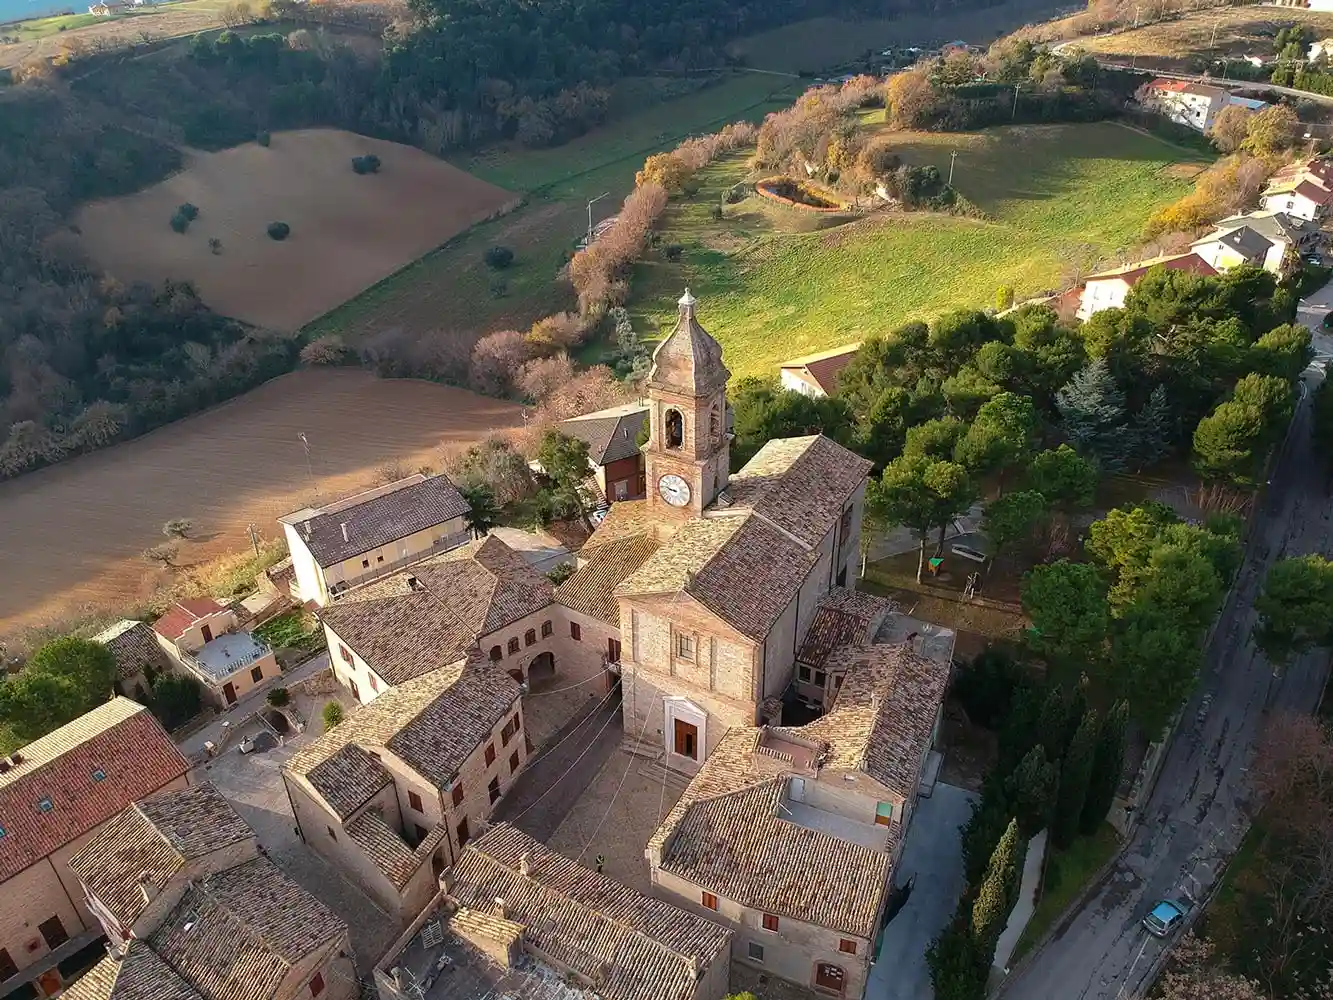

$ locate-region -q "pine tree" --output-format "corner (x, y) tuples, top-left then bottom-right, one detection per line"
(1132, 384), (1174, 470)
(972, 818), (1024, 950)
(1052, 708), (1099, 849)
(1005, 745), (1058, 837)
(1055, 359), (1132, 471)
(1080, 700), (1129, 835)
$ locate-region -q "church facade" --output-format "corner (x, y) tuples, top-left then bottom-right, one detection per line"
(559, 290), (874, 771)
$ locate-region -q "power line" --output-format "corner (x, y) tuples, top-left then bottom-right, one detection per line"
(512, 698), (621, 822)
(577, 699), (655, 862)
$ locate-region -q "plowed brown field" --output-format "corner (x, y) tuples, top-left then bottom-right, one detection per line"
(0, 369), (522, 632)
(76, 129), (518, 332)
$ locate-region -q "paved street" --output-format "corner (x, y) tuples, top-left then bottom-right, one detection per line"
(178, 652), (331, 757)
(1000, 306), (1333, 999)
(868, 784), (977, 1000)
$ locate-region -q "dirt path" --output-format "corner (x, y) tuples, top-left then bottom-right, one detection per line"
(0, 369), (522, 633)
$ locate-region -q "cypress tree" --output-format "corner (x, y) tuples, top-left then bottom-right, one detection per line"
(998, 682), (1043, 773)
(1052, 708), (1099, 849)
(1132, 384), (1174, 470)
(972, 818), (1023, 950)
(1006, 745), (1058, 837)
(1080, 700), (1129, 835)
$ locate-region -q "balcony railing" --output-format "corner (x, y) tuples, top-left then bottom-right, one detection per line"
(328, 530), (472, 599)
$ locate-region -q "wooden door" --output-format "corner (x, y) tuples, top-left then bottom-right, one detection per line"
(673, 718), (698, 760)
(37, 916), (67, 950)
(814, 963), (846, 994)
(607, 638), (621, 663)
(223, 682), (237, 705)
(201, 624), (213, 643)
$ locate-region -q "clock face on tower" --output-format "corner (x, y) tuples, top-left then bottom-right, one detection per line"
(658, 474), (692, 508)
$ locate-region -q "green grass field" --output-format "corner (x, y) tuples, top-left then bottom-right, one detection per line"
(626, 119), (1209, 380)
(303, 72), (801, 342)
(1, 11), (109, 37)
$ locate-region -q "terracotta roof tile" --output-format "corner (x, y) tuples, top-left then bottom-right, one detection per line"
(650, 730), (893, 938)
(561, 404), (649, 465)
(320, 536), (553, 685)
(286, 661), (520, 797)
(0, 698), (190, 882)
(580, 501), (665, 556)
(70, 782), (255, 928)
(779, 343), (861, 395)
(450, 825), (731, 1000)
(305, 744), (392, 819)
(94, 621), (173, 682)
(149, 855), (345, 1000)
(555, 534), (661, 627)
(153, 599), (227, 641)
(62, 946), (203, 1000)
(285, 474), (471, 567)
(797, 589), (897, 668)
(345, 810), (445, 889)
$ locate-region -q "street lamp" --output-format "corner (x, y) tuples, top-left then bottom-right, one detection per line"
(948, 150), (958, 186)
(586, 191), (611, 249)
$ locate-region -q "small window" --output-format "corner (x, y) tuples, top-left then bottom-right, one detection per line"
(361, 559), (370, 569)
(369, 674), (378, 692)
(875, 802), (893, 826)
(509, 751), (520, 772)
(513, 713), (521, 732)
(408, 790), (424, 813)
(485, 744), (496, 766)
(376, 555), (384, 564)
(676, 633), (694, 661)
(309, 972), (325, 998)
(507, 637), (520, 655)
(451, 783), (464, 807)
(524, 629), (536, 647)
(839, 939), (858, 955)
(327, 826), (337, 841)
(834, 675), (844, 690)
(37, 797), (52, 813)
(489, 645), (502, 662)
(457, 818), (470, 847)
(250, 666), (264, 683)
(701, 891), (718, 911)
(665, 408), (684, 449)
(91, 768), (106, 782)
(762, 913), (779, 932)
(339, 644), (353, 665)
(541, 620), (553, 638)
(488, 777), (501, 805)
(748, 941), (764, 962)
(415, 824), (429, 843)
(571, 622), (582, 641)
(814, 670), (826, 687)
(798, 666), (811, 682)
(501, 720), (514, 747)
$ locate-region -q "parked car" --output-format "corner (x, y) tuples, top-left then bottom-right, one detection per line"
(238, 735), (257, 754)
(950, 543), (989, 563)
(1142, 899), (1190, 938)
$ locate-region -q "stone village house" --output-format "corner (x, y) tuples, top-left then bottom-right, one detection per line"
(64, 782), (357, 1000)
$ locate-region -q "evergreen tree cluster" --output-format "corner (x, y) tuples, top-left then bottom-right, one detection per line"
(928, 656), (1129, 1000)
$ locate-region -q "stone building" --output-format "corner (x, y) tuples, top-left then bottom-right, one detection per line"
(282, 656), (530, 923)
(647, 627), (953, 999)
(0, 698), (191, 1000)
(374, 824), (733, 1000)
(65, 782), (356, 1000)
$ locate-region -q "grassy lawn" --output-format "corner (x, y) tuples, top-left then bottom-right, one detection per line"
(625, 119), (1208, 381)
(253, 609), (320, 650)
(1012, 823), (1122, 962)
(303, 72), (801, 343)
(1, 11), (111, 37)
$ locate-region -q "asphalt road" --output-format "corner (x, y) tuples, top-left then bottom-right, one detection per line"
(999, 301), (1333, 1000)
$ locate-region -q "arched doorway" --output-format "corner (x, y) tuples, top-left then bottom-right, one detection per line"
(508, 668), (524, 684)
(431, 853), (446, 880)
(265, 709), (290, 735)
(528, 652), (555, 690)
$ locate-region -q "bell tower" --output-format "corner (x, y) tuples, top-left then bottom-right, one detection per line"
(642, 290), (731, 519)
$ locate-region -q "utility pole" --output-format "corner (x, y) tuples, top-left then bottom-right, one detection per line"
(1012, 84), (1020, 119)
(586, 191), (610, 249)
(1210, 18), (1219, 50)
(247, 523), (260, 557)
(948, 150), (958, 186)
(298, 432), (315, 500)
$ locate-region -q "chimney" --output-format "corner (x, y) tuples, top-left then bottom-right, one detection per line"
(494, 896), (507, 919)
(302, 522), (311, 541)
(340, 522), (349, 543)
(9, 752), (22, 765)
(518, 852), (533, 877)
(137, 873), (156, 907)
(407, 576), (420, 592)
